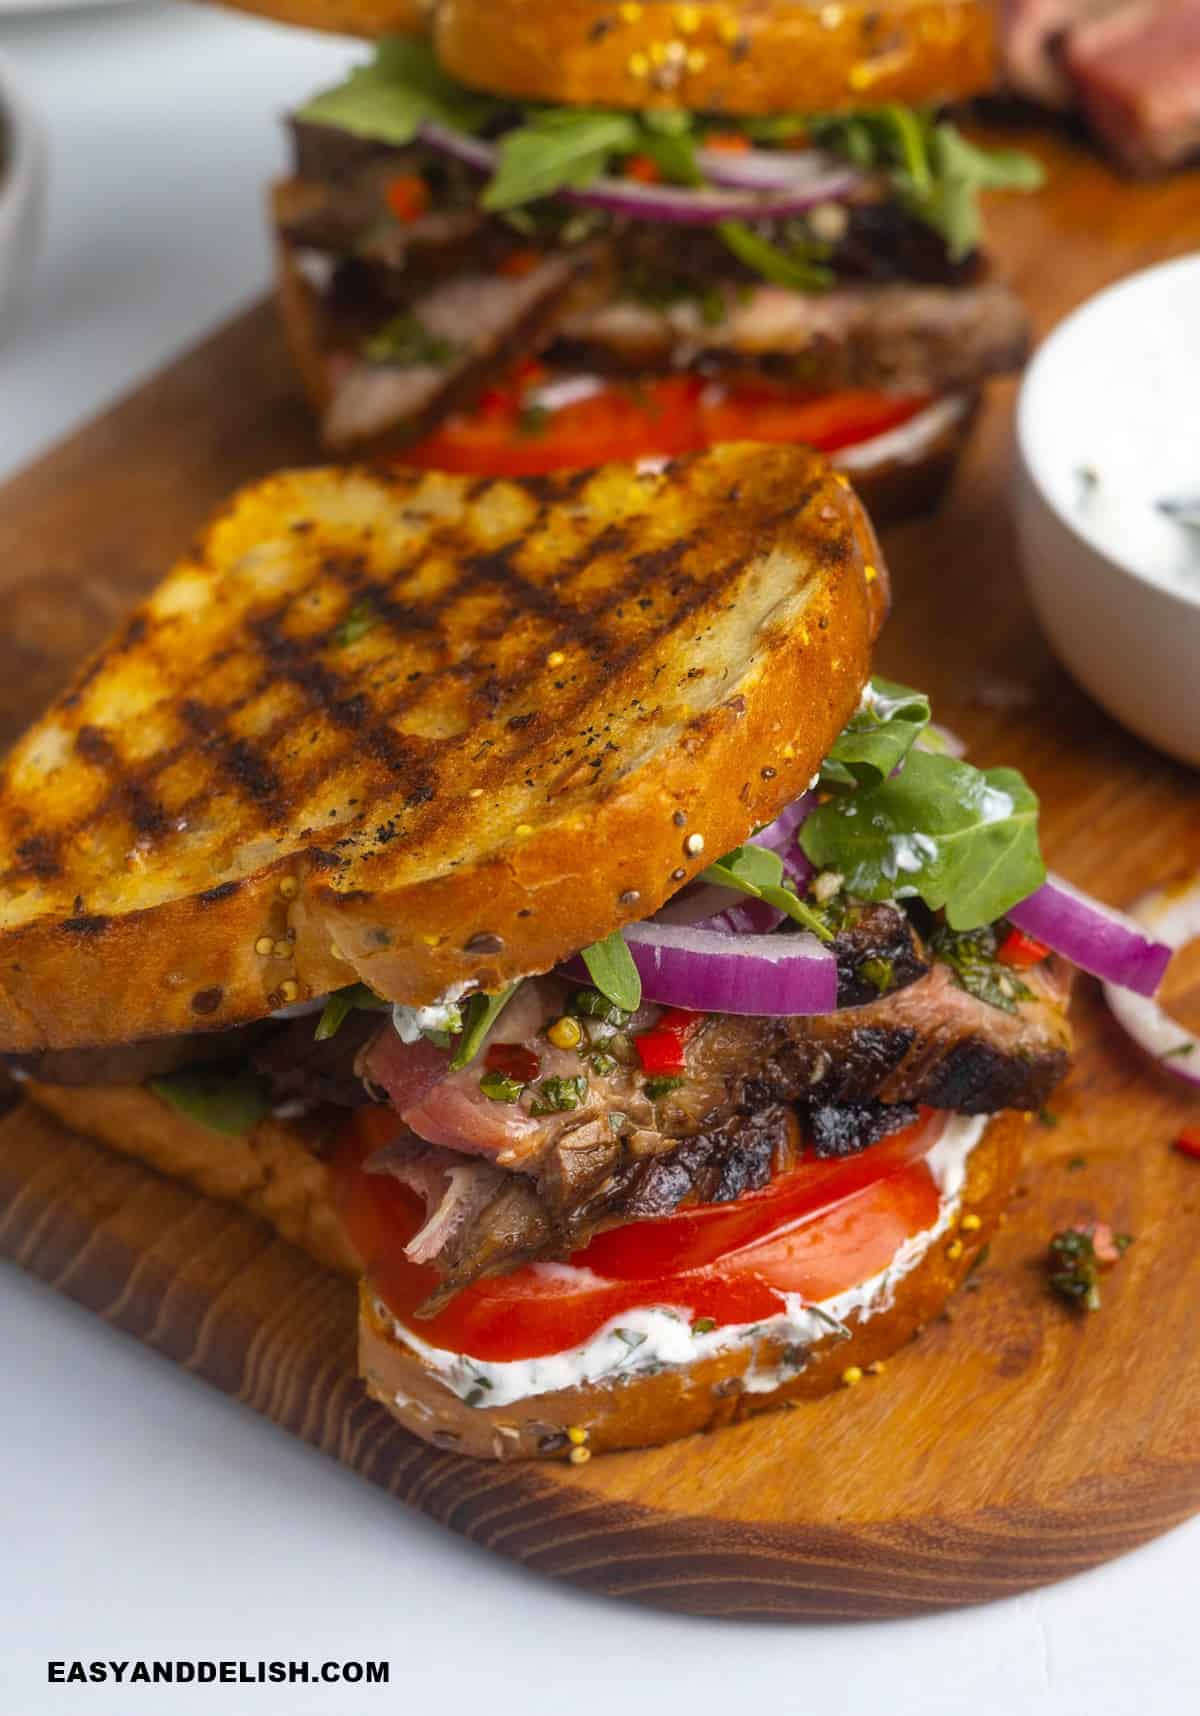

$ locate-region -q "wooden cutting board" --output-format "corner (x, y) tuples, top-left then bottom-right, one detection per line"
(1, 127), (1199, 1619)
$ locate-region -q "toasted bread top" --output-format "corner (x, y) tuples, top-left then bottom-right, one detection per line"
(435, 0), (997, 114)
(0, 446), (886, 1051)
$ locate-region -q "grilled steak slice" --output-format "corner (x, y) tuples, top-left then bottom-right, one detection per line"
(808, 1099), (919, 1158)
(556, 279), (1030, 396)
(321, 252), (593, 450)
(827, 900), (931, 1007)
(367, 1103), (806, 1302)
(362, 944), (1071, 1173)
(775, 957), (1073, 1112)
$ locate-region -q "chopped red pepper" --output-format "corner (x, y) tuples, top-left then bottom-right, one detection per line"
(997, 927), (1052, 968)
(624, 153), (661, 183)
(485, 1042), (541, 1084)
(499, 248), (541, 278)
(386, 175), (429, 223)
(704, 132), (751, 152)
(1174, 1127), (1200, 1161)
(634, 1008), (701, 1076)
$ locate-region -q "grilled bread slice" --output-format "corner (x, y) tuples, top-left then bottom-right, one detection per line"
(0, 445), (885, 1053)
(434, 0), (997, 115)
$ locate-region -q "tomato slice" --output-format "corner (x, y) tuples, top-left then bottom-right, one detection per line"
(334, 1107), (946, 1364)
(400, 374), (929, 478)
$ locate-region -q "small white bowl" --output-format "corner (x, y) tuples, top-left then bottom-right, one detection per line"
(0, 50), (48, 346)
(1014, 254), (1200, 770)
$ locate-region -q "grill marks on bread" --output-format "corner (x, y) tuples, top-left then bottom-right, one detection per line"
(0, 449), (882, 1047)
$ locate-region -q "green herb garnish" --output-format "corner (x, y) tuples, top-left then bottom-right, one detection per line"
(930, 922), (1033, 1016)
(362, 311), (460, 367)
(692, 1316), (717, 1334)
(1047, 1226), (1132, 1312)
(581, 931), (642, 1012)
(529, 1073), (589, 1114)
(314, 982), (390, 1041)
(716, 220), (833, 292)
(451, 983), (520, 1070)
(149, 1067), (272, 1137)
(479, 1070), (525, 1103)
(571, 987), (631, 1027)
(643, 1075), (685, 1101)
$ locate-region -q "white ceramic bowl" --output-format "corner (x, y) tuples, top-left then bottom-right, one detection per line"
(0, 50), (48, 345)
(1014, 254), (1200, 770)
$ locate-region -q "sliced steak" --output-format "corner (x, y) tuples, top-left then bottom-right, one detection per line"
(999, 0), (1104, 106)
(321, 252), (593, 450)
(367, 1103), (805, 1303)
(774, 957), (1073, 1112)
(361, 942), (1072, 1174)
(556, 279), (1031, 396)
(1064, 0), (1200, 171)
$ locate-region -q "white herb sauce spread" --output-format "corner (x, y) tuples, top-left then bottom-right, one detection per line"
(387, 1113), (988, 1410)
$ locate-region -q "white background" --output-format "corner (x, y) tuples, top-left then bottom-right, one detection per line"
(0, 7), (1197, 1712)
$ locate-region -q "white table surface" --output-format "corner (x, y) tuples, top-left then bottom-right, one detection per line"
(0, 7), (1196, 1712)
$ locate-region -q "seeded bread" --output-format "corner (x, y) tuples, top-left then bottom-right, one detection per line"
(434, 0), (998, 116)
(0, 445), (884, 1052)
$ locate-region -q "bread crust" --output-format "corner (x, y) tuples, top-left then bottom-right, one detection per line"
(435, 0), (997, 115)
(21, 1076), (1024, 1461)
(275, 235), (973, 527)
(212, 0), (430, 36)
(24, 1080), (360, 1276)
(360, 1112), (1026, 1458)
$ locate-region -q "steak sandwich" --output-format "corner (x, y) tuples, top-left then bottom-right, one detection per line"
(260, 0), (1042, 518)
(0, 446), (1164, 1460)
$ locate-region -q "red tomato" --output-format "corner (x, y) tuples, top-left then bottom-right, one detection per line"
(401, 376), (929, 478)
(386, 175), (429, 223)
(334, 1107), (946, 1363)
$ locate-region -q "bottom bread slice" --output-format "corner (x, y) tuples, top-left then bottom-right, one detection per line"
(21, 1080), (1023, 1460)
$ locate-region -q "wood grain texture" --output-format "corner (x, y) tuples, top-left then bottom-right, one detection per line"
(1, 125), (1200, 1618)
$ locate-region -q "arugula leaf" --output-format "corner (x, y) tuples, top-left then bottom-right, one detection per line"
(800, 749), (1045, 930)
(483, 110), (640, 210)
(149, 1068), (272, 1136)
(314, 982), (389, 1042)
(581, 931), (642, 1013)
(820, 676), (931, 788)
(809, 110), (1044, 261)
(450, 983), (521, 1071)
(701, 844), (834, 942)
(716, 221), (833, 292)
(297, 36), (501, 146)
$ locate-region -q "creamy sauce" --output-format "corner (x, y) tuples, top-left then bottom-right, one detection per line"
(387, 1112), (987, 1410)
(391, 983), (472, 1045)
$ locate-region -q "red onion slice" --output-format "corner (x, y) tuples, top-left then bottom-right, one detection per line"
(419, 121), (862, 226)
(1102, 877), (1198, 1089)
(624, 921), (836, 1014)
(1008, 873), (1172, 997)
(695, 145), (846, 191)
(754, 790), (816, 856)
